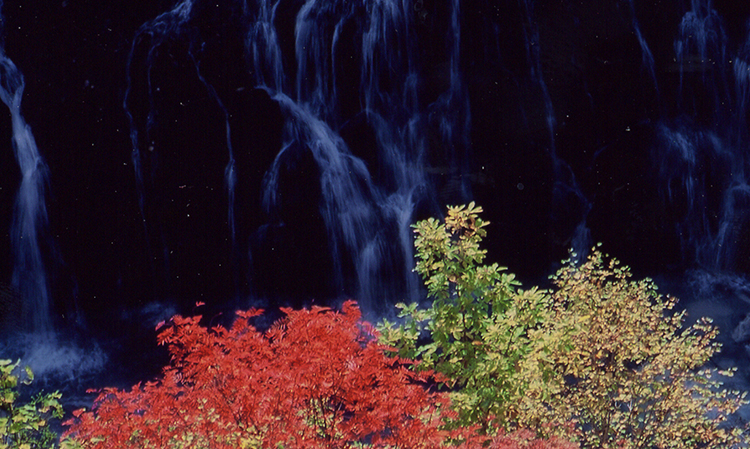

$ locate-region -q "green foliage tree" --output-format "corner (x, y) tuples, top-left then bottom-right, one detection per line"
(0, 359), (63, 449)
(378, 203), (569, 431)
(379, 203), (749, 448)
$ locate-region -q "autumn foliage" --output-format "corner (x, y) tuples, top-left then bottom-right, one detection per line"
(487, 430), (578, 449)
(53, 203), (750, 448)
(61, 301), (488, 448)
(379, 203), (749, 448)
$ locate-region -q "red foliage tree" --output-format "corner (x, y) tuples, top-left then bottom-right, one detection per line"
(62, 301), (483, 448)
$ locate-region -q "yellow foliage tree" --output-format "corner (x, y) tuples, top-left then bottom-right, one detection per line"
(540, 248), (748, 448)
(380, 204), (750, 448)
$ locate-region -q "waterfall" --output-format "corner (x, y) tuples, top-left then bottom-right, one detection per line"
(120, 0), (750, 309)
(519, 0), (592, 261)
(653, 0), (750, 271)
(125, 0), (471, 313)
(627, 0), (659, 96)
(0, 43), (53, 334)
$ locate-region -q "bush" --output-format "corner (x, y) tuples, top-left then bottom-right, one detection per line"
(487, 429), (578, 449)
(379, 203), (749, 448)
(62, 301), (482, 448)
(0, 359), (63, 449)
(544, 248), (748, 448)
(378, 203), (570, 431)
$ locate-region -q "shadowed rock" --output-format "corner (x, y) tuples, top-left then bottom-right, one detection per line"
(0, 282), (23, 336)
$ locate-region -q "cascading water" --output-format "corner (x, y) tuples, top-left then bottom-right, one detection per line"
(6, 0), (750, 416)
(125, 0), (471, 314)
(0, 28), (52, 335)
(638, 2), (750, 391)
(260, 93), (383, 301)
(6, 0), (748, 329)
(627, 0), (659, 97)
(653, 0), (750, 272)
(0, 1), (110, 386)
(519, 0), (592, 261)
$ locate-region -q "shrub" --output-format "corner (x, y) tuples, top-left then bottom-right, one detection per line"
(487, 429), (578, 449)
(380, 203), (749, 448)
(0, 359), (63, 449)
(544, 248), (748, 448)
(62, 301), (481, 448)
(378, 203), (570, 431)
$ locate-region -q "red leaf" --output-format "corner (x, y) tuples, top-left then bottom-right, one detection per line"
(63, 300), (474, 448)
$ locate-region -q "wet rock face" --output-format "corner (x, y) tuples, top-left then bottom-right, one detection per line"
(733, 314), (750, 344)
(4, 1), (750, 335)
(0, 283), (23, 336)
